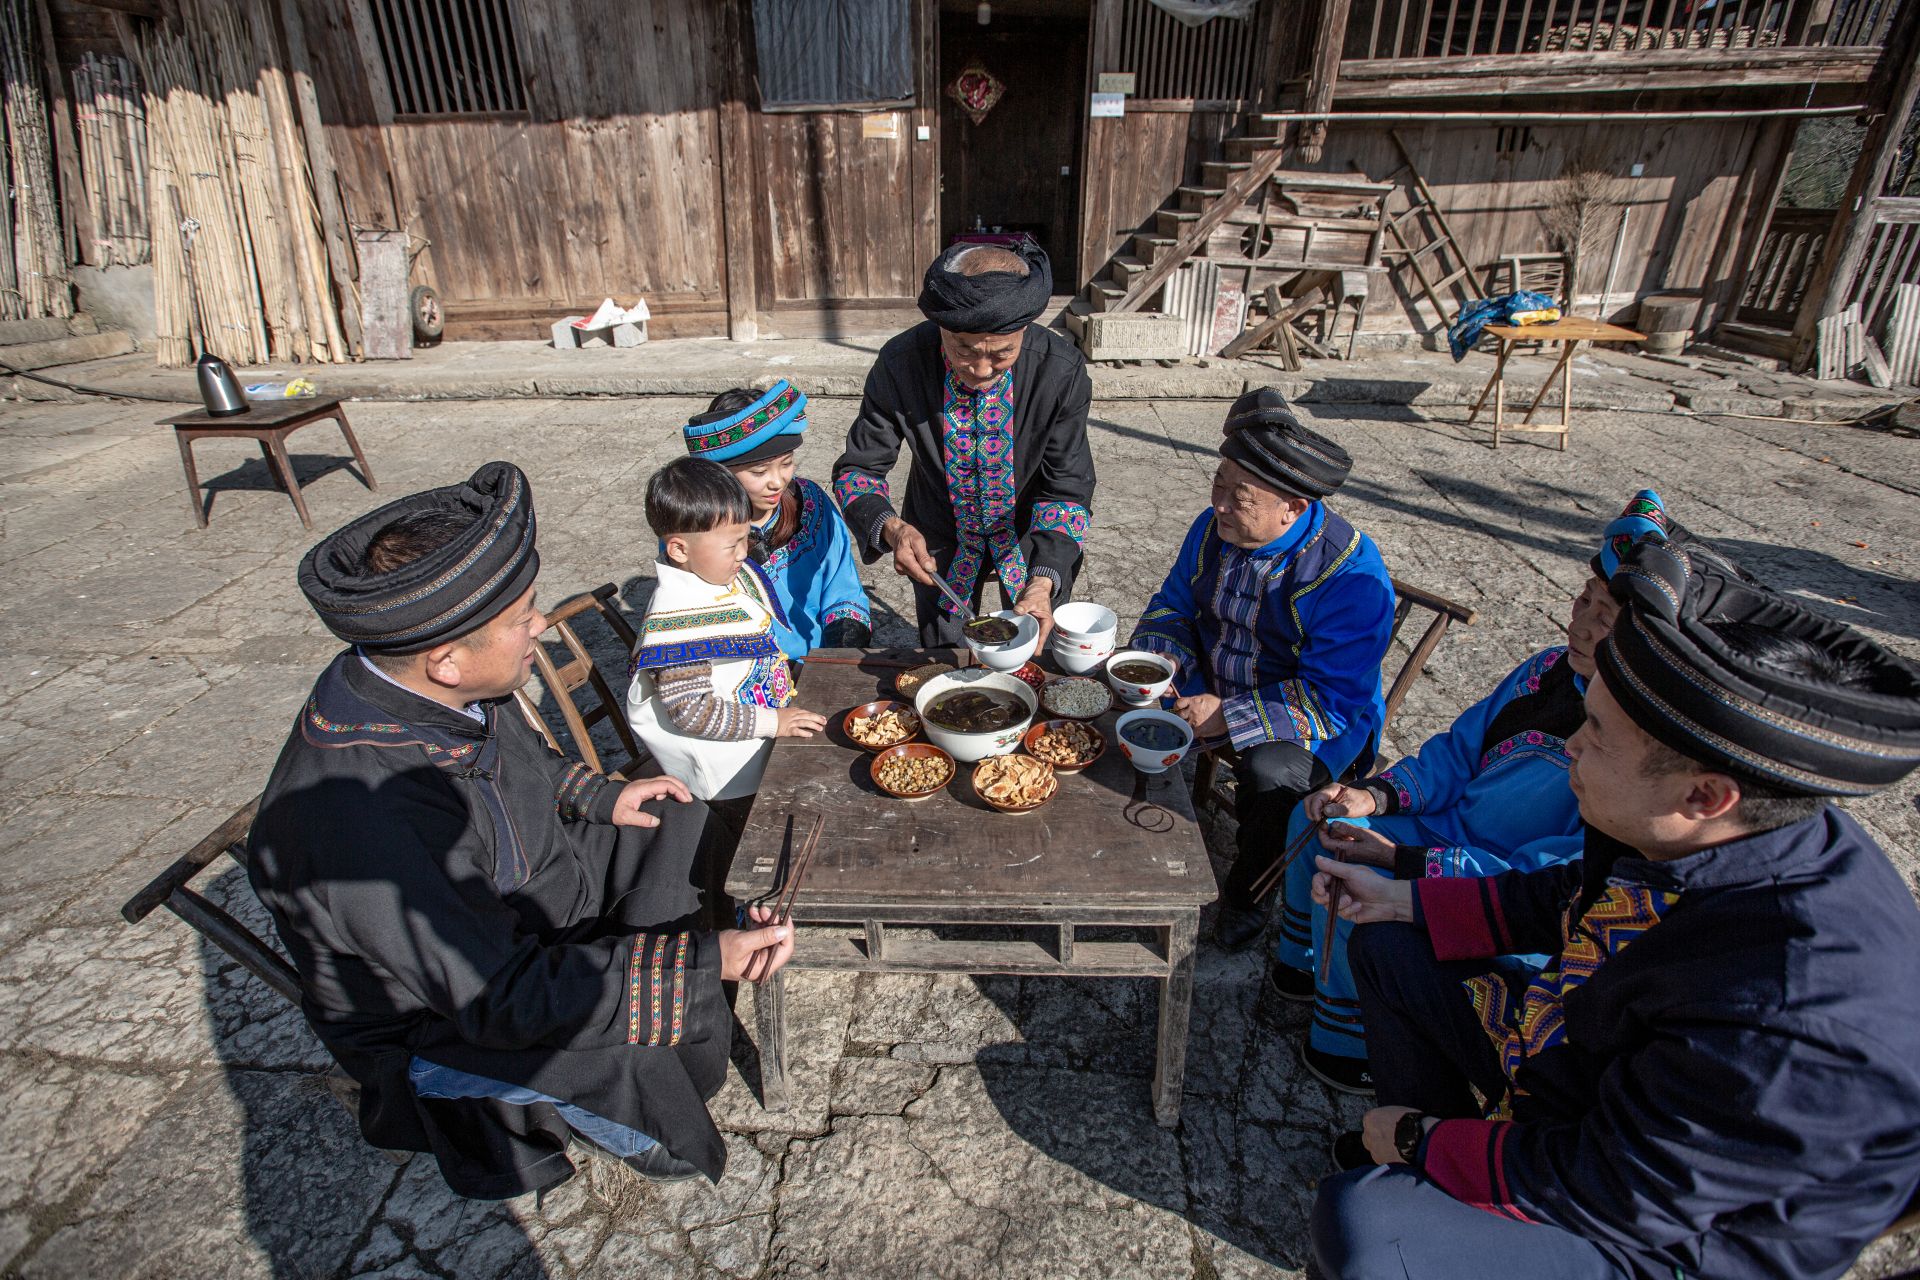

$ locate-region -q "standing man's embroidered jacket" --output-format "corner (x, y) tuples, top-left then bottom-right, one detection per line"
(1404, 811), (1920, 1280)
(249, 652), (732, 1198)
(1131, 504), (1395, 767)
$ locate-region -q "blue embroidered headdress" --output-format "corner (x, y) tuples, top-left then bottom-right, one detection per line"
(682, 381), (809, 466)
(1592, 489), (1670, 579)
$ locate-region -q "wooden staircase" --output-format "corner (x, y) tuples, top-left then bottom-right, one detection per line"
(1066, 118), (1396, 362)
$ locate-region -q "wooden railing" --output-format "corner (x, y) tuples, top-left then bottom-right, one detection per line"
(1343, 0), (1898, 60)
(1738, 206), (1833, 329)
(1847, 197), (1920, 336)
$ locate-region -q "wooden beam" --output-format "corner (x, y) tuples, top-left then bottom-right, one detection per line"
(274, 0), (364, 356)
(716, 0), (759, 340)
(1297, 0), (1353, 163)
(33, 0), (93, 267)
(1112, 142), (1290, 314)
(1788, 0), (1920, 365)
(1330, 46), (1879, 98)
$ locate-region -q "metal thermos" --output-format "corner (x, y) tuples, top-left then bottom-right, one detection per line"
(195, 352), (249, 417)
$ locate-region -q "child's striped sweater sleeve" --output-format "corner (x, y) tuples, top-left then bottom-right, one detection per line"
(650, 661), (777, 740)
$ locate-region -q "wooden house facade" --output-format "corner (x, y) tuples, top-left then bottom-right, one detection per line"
(39, 0), (1920, 361)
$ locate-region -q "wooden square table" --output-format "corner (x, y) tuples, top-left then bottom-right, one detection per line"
(726, 648), (1218, 1127)
(1465, 317), (1646, 450)
(162, 394), (376, 529)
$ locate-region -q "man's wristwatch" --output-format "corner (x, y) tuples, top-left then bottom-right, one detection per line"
(1394, 1110), (1428, 1164)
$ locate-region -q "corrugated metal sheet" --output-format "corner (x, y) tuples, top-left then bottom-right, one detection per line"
(754, 0), (914, 107)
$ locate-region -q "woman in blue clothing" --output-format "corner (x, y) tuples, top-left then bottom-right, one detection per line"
(681, 382), (872, 658)
(1272, 491), (1686, 1094)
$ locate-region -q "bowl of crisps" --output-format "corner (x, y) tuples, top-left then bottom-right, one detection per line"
(844, 700), (921, 751)
(971, 753), (1058, 815)
(1022, 718), (1106, 774)
(870, 742), (956, 801)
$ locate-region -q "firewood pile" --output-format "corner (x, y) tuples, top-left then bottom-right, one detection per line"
(72, 54), (150, 267)
(1, 0), (73, 321)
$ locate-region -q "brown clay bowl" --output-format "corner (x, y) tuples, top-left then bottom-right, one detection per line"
(1021, 719), (1107, 774)
(870, 742), (955, 801)
(970, 755), (1059, 815)
(843, 700), (921, 752)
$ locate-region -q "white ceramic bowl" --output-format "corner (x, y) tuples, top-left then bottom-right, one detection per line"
(1105, 648), (1177, 706)
(913, 668), (1038, 762)
(964, 609), (1041, 673)
(1051, 601), (1118, 650)
(1114, 708), (1196, 775)
(1049, 636), (1114, 675)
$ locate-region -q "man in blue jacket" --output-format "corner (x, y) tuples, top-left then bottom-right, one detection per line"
(1130, 388), (1396, 951)
(1308, 538), (1920, 1280)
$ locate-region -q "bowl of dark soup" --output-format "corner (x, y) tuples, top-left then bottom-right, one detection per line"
(963, 609), (1040, 673)
(1114, 709), (1195, 774)
(912, 668), (1038, 762)
(1105, 649), (1176, 706)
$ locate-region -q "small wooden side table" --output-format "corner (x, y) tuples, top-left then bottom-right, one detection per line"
(1465, 317), (1646, 450)
(162, 395), (376, 529)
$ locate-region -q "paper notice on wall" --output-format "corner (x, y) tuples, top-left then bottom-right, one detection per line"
(1090, 93), (1125, 118)
(862, 114), (901, 140)
(1096, 73), (1136, 94)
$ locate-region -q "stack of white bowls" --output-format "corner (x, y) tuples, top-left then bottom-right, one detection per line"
(1049, 602), (1118, 675)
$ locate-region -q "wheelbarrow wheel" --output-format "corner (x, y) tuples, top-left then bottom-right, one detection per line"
(410, 285), (445, 342)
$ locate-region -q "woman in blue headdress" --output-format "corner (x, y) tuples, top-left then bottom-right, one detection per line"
(682, 382), (872, 659)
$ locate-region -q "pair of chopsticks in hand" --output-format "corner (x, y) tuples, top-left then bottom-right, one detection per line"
(1250, 814), (1347, 986)
(741, 812), (822, 983)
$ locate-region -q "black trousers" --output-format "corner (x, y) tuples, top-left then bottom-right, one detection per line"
(1218, 739), (1334, 912)
(1347, 920), (1530, 1114)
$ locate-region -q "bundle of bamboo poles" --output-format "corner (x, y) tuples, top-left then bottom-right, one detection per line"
(72, 53), (150, 267)
(1, 0), (73, 320)
(122, 0), (350, 366)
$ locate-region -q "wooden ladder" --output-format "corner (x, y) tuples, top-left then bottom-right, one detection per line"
(1373, 130), (1485, 331)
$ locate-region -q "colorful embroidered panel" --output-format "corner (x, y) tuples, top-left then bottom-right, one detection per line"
(628, 930), (693, 1046)
(937, 365), (1024, 613)
(1478, 729), (1569, 773)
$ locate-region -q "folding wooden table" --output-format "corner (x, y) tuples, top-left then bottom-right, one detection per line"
(1465, 317), (1646, 450)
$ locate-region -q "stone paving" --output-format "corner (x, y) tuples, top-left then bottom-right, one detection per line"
(0, 392), (1915, 1280)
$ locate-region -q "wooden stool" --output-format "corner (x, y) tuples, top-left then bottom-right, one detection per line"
(162, 395), (376, 529)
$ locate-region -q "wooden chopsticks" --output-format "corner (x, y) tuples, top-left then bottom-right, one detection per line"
(1319, 827), (1344, 986)
(744, 812), (822, 984)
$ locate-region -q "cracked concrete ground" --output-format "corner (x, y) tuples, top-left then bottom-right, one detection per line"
(0, 393), (1915, 1279)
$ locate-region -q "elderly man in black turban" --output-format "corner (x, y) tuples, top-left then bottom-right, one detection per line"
(247, 462), (794, 1199)
(1131, 388), (1397, 950)
(1309, 538), (1920, 1280)
(832, 241), (1095, 646)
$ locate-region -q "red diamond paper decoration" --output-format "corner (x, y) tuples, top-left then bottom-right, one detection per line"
(948, 59), (1005, 126)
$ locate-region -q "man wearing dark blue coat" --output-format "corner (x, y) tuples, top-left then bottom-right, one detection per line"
(1308, 538), (1920, 1280)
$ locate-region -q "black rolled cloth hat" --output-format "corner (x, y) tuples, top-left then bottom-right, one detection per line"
(1598, 539), (1920, 796)
(917, 239), (1053, 334)
(1219, 386), (1353, 500)
(299, 460), (540, 652)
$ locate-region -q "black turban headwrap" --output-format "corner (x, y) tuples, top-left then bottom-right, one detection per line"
(917, 240), (1052, 334)
(299, 461), (540, 652)
(1598, 539), (1920, 797)
(1218, 387), (1353, 500)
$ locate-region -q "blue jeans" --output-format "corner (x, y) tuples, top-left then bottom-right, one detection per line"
(407, 1057), (657, 1159)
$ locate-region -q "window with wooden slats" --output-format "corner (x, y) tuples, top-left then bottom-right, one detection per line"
(364, 0), (529, 117)
(1112, 0), (1273, 105)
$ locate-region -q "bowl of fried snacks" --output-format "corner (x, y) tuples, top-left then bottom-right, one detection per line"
(844, 700), (921, 751)
(1021, 719), (1106, 773)
(971, 753), (1059, 815)
(870, 742), (956, 800)
(893, 662), (956, 700)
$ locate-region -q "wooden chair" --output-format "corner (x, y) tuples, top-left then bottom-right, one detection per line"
(1190, 577), (1478, 813)
(121, 582), (649, 1008)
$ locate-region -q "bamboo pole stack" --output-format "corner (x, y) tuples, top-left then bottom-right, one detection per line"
(73, 54), (150, 267)
(120, 0), (351, 366)
(1, 0), (73, 320)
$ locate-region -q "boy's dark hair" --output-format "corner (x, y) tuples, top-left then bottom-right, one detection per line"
(706, 387), (760, 417)
(646, 457), (751, 539)
(1640, 619), (1877, 830)
(360, 509), (480, 668)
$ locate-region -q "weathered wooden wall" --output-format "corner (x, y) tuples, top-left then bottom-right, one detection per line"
(755, 109), (925, 307)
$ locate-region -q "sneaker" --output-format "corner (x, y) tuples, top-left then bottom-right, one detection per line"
(1301, 1042), (1375, 1096)
(1330, 1129), (1375, 1173)
(1266, 961), (1315, 1003)
(1212, 901), (1270, 951)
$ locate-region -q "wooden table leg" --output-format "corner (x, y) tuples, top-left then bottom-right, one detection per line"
(258, 439), (287, 490)
(1151, 910), (1199, 1128)
(1465, 339), (1511, 427)
(1522, 342), (1577, 425)
(1494, 358), (1506, 449)
(1560, 342), (1575, 450)
(263, 434), (314, 529)
(333, 410), (379, 490)
(755, 966), (791, 1112)
(176, 431), (208, 528)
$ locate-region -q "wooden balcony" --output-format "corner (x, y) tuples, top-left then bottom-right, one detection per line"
(1334, 0), (1896, 97)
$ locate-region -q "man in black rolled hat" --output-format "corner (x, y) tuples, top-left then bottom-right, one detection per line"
(1130, 388), (1397, 950)
(247, 461), (794, 1199)
(832, 241), (1095, 646)
(1307, 537), (1920, 1280)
